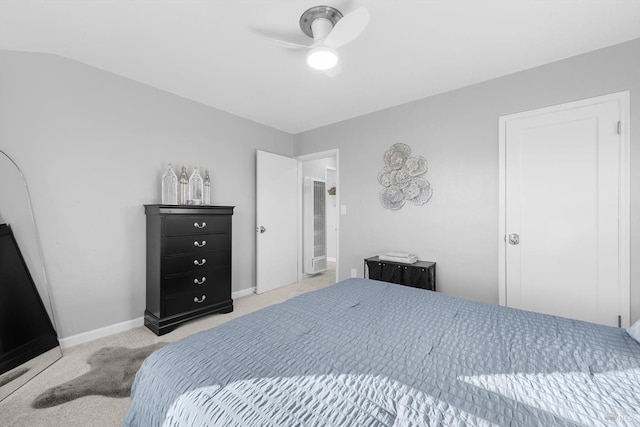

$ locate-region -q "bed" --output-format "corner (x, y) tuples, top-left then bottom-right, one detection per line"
(123, 278), (640, 426)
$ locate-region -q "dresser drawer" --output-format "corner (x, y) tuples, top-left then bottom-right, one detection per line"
(163, 282), (231, 317)
(163, 266), (231, 296)
(164, 251), (231, 276)
(165, 233), (230, 255)
(165, 215), (229, 236)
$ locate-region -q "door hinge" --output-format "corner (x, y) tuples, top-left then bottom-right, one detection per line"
(617, 121), (621, 135)
(618, 315), (622, 328)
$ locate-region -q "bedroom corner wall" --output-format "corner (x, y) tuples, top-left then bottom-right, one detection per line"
(0, 50), (294, 339)
(294, 38), (640, 323)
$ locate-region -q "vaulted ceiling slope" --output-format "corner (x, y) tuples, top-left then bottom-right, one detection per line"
(1, 1), (639, 134)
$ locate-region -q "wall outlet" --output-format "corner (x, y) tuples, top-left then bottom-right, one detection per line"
(351, 268), (357, 278)
(340, 205), (347, 215)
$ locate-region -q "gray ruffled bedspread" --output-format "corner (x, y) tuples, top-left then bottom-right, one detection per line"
(123, 278), (640, 426)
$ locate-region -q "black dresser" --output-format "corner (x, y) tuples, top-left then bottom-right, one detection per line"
(364, 256), (436, 291)
(144, 205), (234, 335)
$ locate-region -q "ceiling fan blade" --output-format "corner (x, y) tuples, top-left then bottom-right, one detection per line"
(265, 38), (312, 49)
(323, 7), (370, 49)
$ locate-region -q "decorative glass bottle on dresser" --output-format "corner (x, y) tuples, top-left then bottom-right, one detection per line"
(178, 165), (189, 205)
(203, 169), (211, 205)
(161, 164), (178, 205)
(189, 167), (204, 205)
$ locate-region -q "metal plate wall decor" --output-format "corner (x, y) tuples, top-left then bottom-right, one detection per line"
(378, 143), (432, 210)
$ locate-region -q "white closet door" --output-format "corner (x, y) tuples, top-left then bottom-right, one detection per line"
(500, 93), (629, 327)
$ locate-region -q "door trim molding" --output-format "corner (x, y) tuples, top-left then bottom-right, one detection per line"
(295, 149), (340, 282)
(498, 91), (630, 325)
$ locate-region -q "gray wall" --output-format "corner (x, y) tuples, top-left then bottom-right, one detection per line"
(2, 38), (638, 339)
(301, 157), (336, 180)
(295, 38), (640, 323)
(0, 50), (294, 338)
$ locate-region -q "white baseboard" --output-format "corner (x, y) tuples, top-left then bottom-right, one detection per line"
(59, 289), (255, 349)
(59, 317), (144, 349)
(327, 257), (336, 262)
(233, 287), (256, 298)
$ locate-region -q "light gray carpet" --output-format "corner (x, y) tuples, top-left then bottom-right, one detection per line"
(31, 343), (165, 408)
(0, 266), (335, 427)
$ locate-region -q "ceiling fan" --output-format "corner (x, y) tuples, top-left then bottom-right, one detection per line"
(264, 5), (370, 75)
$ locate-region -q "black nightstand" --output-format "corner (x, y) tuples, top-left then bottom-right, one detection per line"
(364, 256), (436, 291)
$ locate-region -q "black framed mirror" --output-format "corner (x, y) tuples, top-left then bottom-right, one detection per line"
(0, 150), (62, 401)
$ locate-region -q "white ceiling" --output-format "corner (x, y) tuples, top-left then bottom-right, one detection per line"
(1, 1), (639, 134)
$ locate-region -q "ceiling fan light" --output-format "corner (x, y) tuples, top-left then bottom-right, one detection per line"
(306, 46), (339, 70)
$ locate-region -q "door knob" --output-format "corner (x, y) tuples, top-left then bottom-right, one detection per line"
(508, 233), (520, 245)
(256, 226), (266, 234)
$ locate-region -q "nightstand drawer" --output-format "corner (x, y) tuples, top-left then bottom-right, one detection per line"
(365, 261), (403, 284)
(163, 283), (231, 317)
(164, 251), (231, 276)
(165, 233), (229, 255)
(403, 265), (434, 290)
(163, 266), (230, 296)
(165, 216), (229, 236)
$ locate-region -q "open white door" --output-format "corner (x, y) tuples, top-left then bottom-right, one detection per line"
(256, 150), (298, 294)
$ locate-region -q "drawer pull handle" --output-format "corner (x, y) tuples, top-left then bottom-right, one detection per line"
(194, 222), (207, 229)
(194, 259), (207, 266)
(193, 277), (207, 285)
(194, 240), (207, 248)
(193, 295), (206, 303)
